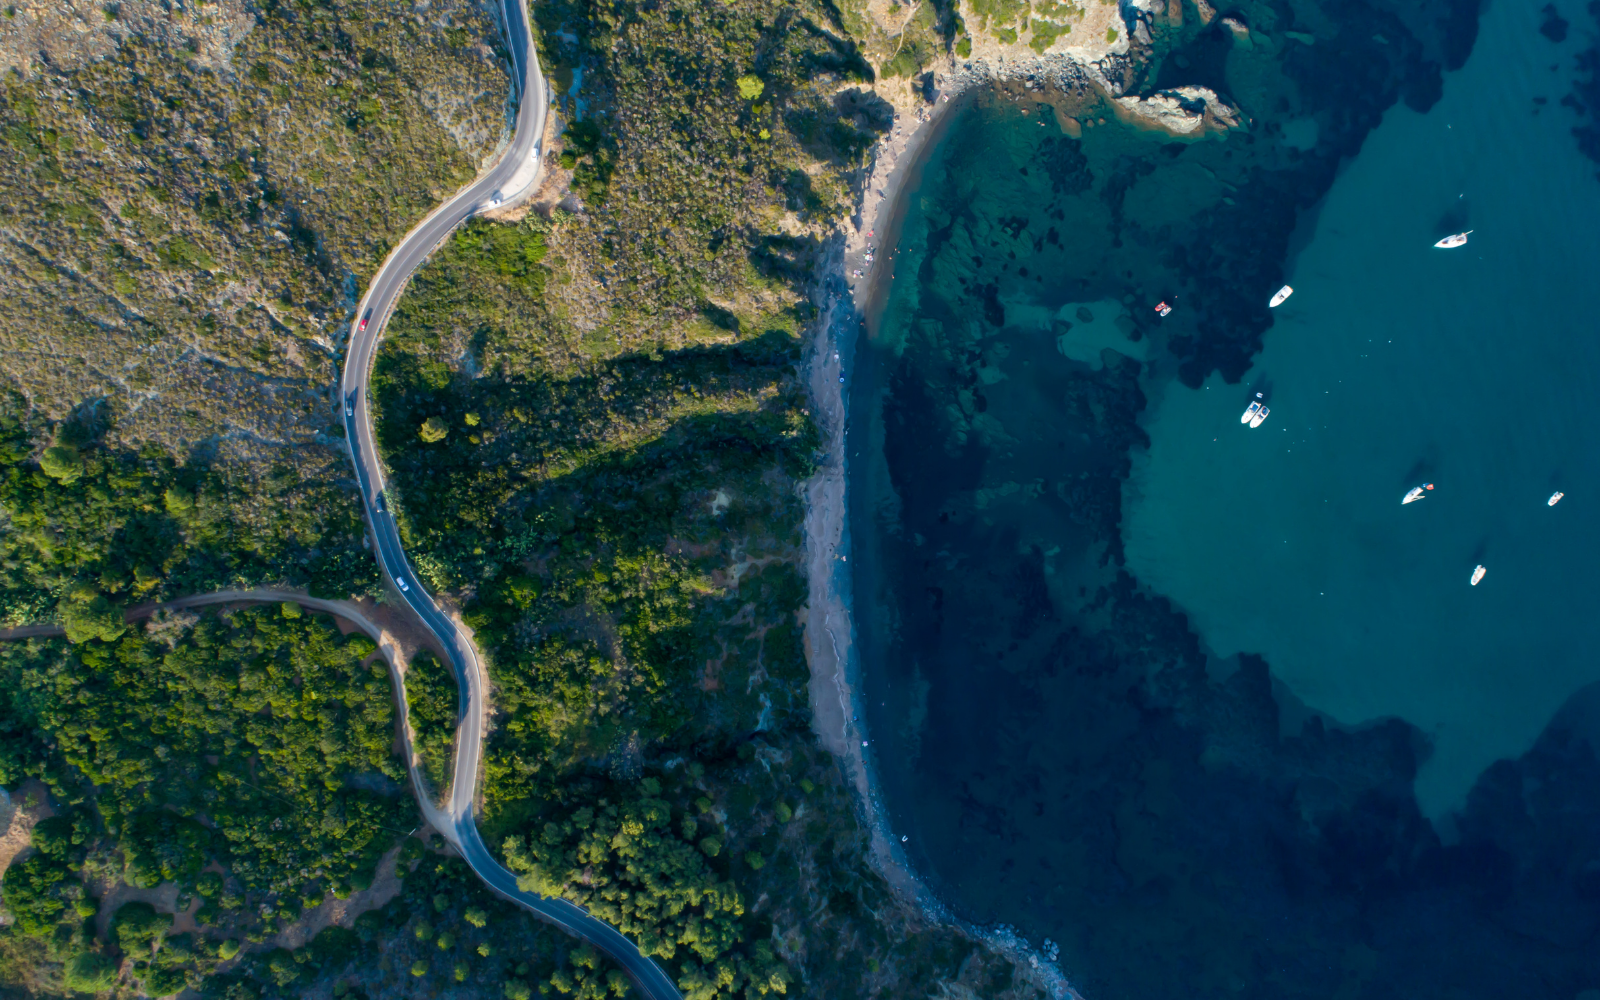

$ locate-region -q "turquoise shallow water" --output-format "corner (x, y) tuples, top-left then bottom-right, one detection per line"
(849, 0), (1600, 995)
(1125, 0), (1600, 820)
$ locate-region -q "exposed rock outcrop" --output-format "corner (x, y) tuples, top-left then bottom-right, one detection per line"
(1114, 85), (1245, 138)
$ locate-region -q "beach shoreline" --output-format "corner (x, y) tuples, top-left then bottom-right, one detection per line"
(799, 57), (1103, 1000)
(800, 63), (967, 917)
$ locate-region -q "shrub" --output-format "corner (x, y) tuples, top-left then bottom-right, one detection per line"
(736, 74), (764, 100)
(38, 444), (82, 484)
(62, 951), (118, 992)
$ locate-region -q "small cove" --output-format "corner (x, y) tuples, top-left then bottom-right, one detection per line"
(846, 0), (1600, 996)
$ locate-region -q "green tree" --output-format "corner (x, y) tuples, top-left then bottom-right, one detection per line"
(111, 901), (170, 958)
(60, 593), (126, 644)
(419, 416), (449, 443)
(1, 853), (70, 934)
(736, 75), (764, 100)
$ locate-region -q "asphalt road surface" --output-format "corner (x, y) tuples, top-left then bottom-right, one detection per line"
(336, 5), (685, 998)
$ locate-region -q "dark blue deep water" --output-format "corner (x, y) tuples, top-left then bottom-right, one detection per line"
(849, 0), (1600, 996)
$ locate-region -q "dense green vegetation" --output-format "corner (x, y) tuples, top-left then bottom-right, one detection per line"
(0, 831), (640, 998)
(404, 650), (458, 802)
(0, 606), (404, 899)
(504, 778), (789, 998)
(192, 849), (639, 1000)
(0, 392), (379, 626)
(0, 605), (664, 999)
(0, 604), (420, 994)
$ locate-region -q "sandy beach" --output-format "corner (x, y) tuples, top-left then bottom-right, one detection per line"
(800, 59), (1098, 1000)
(801, 67), (967, 914)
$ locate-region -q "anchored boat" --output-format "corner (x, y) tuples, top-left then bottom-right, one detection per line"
(1241, 392), (1264, 424)
(1470, 565), (1487, 586)
(1402, 483), (1435, 505)
(1269, 285), (1294, 308)
(1548, 491), (1564, 506)
(1434, 231), (1473, 248)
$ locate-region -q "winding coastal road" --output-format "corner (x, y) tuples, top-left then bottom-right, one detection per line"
(335, 5), (684, 998)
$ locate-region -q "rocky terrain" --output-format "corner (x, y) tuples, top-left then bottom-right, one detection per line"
(0, 0), (508, 465)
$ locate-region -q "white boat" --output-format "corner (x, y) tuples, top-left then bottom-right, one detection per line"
(1402, 487), (1426, 504)
(1269, 285), (1294, 308)
(1548, 491), (1564, 506)
(1241, 392), (1264, 424)
(1470, 564), (1486, 586)
(1434, 230), (1473, 249)
(1249, 406), (1270, 429)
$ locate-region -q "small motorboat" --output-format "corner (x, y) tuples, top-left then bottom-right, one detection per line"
(1269, 285), (1294, 308)
(1434, 231), (1473, 249)
(1154, 301), (1173, 317)
(1241, 393), (1264, 424)
(1402, 483), (1435, 505)
(1548, 491), (1564, 506)
(1249, 405), (1270, 429)
(1470, 564), (1486, 586)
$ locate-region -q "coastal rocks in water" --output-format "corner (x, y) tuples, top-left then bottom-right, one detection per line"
(1113, 87), (1244, 139)
(1220, 16), (1251, 47)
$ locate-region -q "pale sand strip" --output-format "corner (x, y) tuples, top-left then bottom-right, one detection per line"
(800, 60), (1118, 1000)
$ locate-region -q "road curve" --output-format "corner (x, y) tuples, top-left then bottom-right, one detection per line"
(335, 5), (685, 999)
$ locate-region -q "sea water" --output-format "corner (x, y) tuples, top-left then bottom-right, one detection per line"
(1123, 0), (1600, 821)
(850, 0), (1600, 995)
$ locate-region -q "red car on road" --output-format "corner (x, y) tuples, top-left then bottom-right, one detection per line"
(358, 308), (373, 332)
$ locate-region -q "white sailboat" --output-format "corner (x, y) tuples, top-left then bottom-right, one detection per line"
(1434, 231), (1473, 248)
(1470, 565), (1487, 586)
(1548, 491), (1564, 506)
(1269, 285), (1294, 308)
